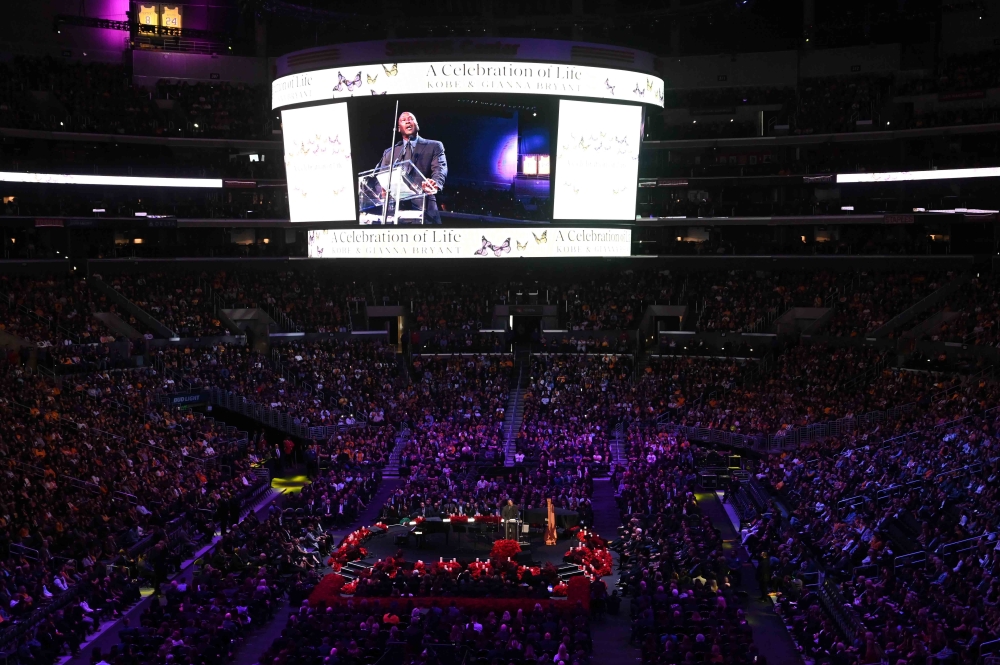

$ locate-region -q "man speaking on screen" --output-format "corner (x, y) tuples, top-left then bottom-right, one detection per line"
(378, 112), (448, 224)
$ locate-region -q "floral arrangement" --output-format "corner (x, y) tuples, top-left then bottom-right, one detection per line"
(374, 522), (389, 531)
(564, 529), (613, 577)
(473, 514), (501, 525)
(449, 515), (469, 524)
(327, 526), (373, 571)
(341, 580), (358, 594)
(489, 539), (521, 562)
(308, 573), (345, 605)
(551, 582), (569, 597)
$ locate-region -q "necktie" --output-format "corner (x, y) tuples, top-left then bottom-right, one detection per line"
(403, 140), (412, 163)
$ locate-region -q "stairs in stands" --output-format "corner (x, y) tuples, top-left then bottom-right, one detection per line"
(609, 423), (628, 470)
(503, 347), (531, 466)
(382, 354), (414, 479)
(382, 425), (410, 478)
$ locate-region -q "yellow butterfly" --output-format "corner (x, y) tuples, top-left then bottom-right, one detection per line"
(516, 240), (528, 251)
(646, 78), (653, 91)
(382, 63), (398, 76)
(299, 142), (309, 155)
(331, 186), (345, 195)
(367, 73), (378, 84)
(532, 231), (548, 244)
(578, 137), (590, 150)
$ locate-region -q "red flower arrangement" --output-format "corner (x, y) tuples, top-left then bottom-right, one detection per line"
(327, 526), (374, 571)
(308, 573), (345, 605)
(342, 580), (358, 595)
(563, 545), (613, 577)
(490, 539), (521, 562)
(467, 560), (493, 579)
(473, 514), (501, 525)
(449, 515), (469, 524)
(374, 522), (389, 531)
(564, 530), (613, 577)
(551, 582), (569, 597)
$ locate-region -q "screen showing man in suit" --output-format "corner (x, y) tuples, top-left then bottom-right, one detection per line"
(376, 112), (447, 224)
(351, 94), (554, 225)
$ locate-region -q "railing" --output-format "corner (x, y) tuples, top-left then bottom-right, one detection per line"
(894, 550), (926, 569)
(939, 532), (996, 557)
(206, 387), (369, 440)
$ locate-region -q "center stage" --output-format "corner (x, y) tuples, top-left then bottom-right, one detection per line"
(362, 521), (576, 569)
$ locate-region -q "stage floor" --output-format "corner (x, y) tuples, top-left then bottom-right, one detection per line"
(360, 524), (574, 569)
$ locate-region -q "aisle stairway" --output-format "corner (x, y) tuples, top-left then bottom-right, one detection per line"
(503, 348), (531, 466)
(381, 425), (410, 478)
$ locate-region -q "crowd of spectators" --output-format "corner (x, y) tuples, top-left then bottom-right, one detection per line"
(615, 448), (762, 665)
(1, 274), (117, 346)
(396, 354), (512, 474)
(0, 361), (274, 659)
(514, 353), (631, 472)
(743, 368), (1000, 665)
(259, 596), (593, 665)
(104, 510), (320, 665)
(0, 56), (269, 139)
(825, 272), (947, 337)
(925, 272), (1000, 347)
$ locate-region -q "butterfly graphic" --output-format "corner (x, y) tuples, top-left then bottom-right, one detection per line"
(333, 71), (362, 92)
(532, 231), (548, 244)
(656, 88), (664, 103)
(633, 84), (645, 97)
(612, 186), (627, 195)
(366, 73), (378, 84)
(299, 142), (310, 155)
(382, 63), (399, 76)
(605, 79), (615, 95)
(474, 237), (511, 257)
(328, 135), (341, 144)
(370, 89), (387, 95)
(331, 186), (345, 196)
(516, 240), (528, 251)
(615, 136), (629, 145)
(578, 137), (590, 150)
(563, 181), (580, 194)
(646, 78), (654, 91)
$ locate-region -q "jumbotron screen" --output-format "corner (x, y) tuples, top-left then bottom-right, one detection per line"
(275, 61), (661, 226)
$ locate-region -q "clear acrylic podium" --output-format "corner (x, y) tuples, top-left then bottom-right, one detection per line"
(358, 160), (428, 225)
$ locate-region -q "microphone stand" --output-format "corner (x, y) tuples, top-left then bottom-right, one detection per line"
(380, 100), (399, 227)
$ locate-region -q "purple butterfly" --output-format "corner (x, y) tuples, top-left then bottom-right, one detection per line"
(333, 71), (362, 92)
(474, 236), (511, 257)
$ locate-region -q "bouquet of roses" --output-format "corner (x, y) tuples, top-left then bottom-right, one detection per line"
(342, 580), (358, 595)
(490, 539), (521, 562)
(551, 582), (569, 597)
(467, 560), (493, 579)
(449, 515), (469, 524)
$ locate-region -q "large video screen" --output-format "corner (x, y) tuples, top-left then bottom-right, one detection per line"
(282, 103), (356, 223)
(553, 100), (642, 221)
(348, 94), (555, 224)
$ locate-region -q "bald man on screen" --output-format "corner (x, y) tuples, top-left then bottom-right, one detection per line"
(377, 112), (447, 224)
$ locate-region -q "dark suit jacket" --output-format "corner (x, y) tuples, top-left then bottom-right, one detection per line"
(378, 134), (448, 190)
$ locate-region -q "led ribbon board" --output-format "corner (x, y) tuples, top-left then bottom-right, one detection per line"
(272, 61), (664, 109)
(308, 227), (632, 258)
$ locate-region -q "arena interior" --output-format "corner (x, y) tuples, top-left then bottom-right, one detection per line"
(1, 2), (1000, 665)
